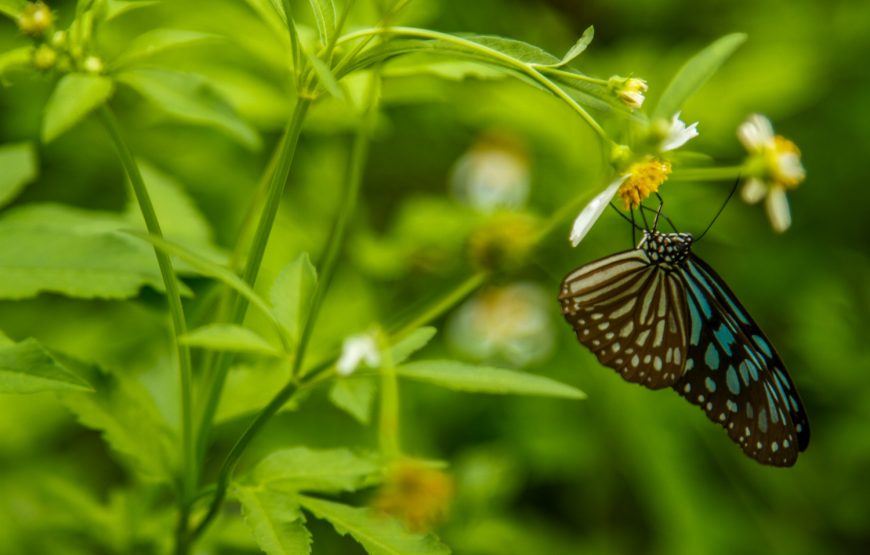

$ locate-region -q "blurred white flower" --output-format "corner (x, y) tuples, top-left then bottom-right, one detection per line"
(450, 132), (530, 213)
(660, 111), (699, 152)
(447, 282), (554, 367)
(569, 175), (627, 247)
(336, 333), (380, 376)
(738, 114), (805, 232)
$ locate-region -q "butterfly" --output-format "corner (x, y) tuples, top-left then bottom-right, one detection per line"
(559, 228), (810, 466)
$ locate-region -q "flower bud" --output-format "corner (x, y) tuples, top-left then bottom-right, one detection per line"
(18, 2), (54, 38)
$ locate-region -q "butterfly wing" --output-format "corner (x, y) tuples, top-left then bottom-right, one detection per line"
(560, 249), (689, 389)
(674, 254), (810, 466)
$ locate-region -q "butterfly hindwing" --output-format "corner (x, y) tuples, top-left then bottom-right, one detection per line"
(560, 249), (688, 389)
(672, 255), (810, 466)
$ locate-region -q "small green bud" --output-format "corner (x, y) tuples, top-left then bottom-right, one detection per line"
(31, 44), (57, 70)
(17, 2), (54, 38)
(82, 55), (104, 74)
(609, 144), (632, 168)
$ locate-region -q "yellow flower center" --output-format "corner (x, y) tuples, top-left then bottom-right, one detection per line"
(767, 135), (804, 189)
(618, 159), (672, 209)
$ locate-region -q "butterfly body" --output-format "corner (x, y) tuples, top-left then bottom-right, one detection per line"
(560, 230), (810, 466)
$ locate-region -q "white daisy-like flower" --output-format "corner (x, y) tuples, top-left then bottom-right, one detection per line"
(336, 333), (380, 376)
(569, 175), (628, 247)
(737, 114), (805, 232)
(660, 111), (699, 152)
(450, 133), (530, 213)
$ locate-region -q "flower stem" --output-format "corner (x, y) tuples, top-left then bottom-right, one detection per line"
(195, 97), (311, 464)
(377, 331), (400, 460)
(670, 165), (746, 182)
(98, 106), (195, 551)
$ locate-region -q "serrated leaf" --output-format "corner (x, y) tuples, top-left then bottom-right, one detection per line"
(252, 447), (381, 493)
(117, 68), (260, 149)
(42, 74), (114, 142)
(270, 253), (318, 344)
(307, 0), (335, 46)
(0, 142), (37, 208)
(653, 33), (747, 119)
(390, 327), (437, 365)
(299, 496), (450, 555)
(0, 338), (92, 394)
(537, 25), (594, 68)
(113, 29), (218, 68)
(236, 486), (312, 555)
(0, 0), (26, 18)
(0, 203), (179, 300)
(181, 324), (282, 356)
(396, 360), (586, 399)
(60, 358), (176, 480)
(329, 377), (376, 424)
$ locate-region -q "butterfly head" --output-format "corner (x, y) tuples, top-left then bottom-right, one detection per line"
(640, 230), (693, 267)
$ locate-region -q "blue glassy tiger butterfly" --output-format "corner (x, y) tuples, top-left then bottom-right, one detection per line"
(559, 201), (810, 466)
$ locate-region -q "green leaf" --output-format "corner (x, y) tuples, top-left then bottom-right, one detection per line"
(0, 338), (92, 394)
(307, 0), (335, 46)
(0, 46), (32, 77)
(329, 377), (376, 424)
(390, 327), (437, 365)
(0, 203), (179, 300)
(0, 142), (37, 208)
(653, 33), (747, 120)
(396, 360), (586, 399)
(130, 232), (286, 342)
(181, 324), (282, 356)
(299, 496), (450, 555)
(0, 0), (26, 18)
(113, 28), (218, 68)
(116, 69), (260, 149)
(270, 253), (318, 344)
(236, 486), (312, 555)
(122, 161), (214, 246)
(105, 0), (159, 21)
(60, 358), (176, 480)
(453, 34), (561, 66)
(305, 50), (344, 99)
(536, 25), (594, 68)
(42, 74), (115, 142)
(252, 447), (381, 493)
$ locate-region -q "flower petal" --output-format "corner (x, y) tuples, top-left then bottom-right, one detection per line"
(569, 176), (627, 247)
(740, 178), (767, 204)
(337, 334), (380, 376)
(738, 113), (774, 151)
(660, 111), (699, 152)
(765, 188), (791, 232)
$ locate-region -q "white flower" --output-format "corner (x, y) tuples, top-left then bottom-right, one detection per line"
(660, 111), (699, 152)
(569, 175), (628, 247)
(336, 333), (380, 376)
(450, 133), (530, 213)
(737, 114), (805, 233)
(447, 283), (554, 367)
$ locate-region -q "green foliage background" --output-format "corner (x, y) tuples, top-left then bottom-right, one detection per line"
(1, 0), (869, 554)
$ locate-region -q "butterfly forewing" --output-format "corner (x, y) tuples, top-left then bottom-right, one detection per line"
(673, 255), (810, 466)
(560, 250), (688, 389)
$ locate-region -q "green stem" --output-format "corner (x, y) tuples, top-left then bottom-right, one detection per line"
(537, 66), (609, 86)
(195, 98), (311, 464)
(671, 165), (746, 182)
(377, 331), (400, 459)
(335, 26), (612, 143)
(99, 106), (195, 551)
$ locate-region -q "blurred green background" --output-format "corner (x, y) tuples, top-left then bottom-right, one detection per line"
(1, 0), (869, 553)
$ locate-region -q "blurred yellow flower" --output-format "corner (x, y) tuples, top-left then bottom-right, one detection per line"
(372, 459), (454, 533)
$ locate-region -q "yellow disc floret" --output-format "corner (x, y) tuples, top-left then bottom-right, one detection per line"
(618, 158), (672, 209)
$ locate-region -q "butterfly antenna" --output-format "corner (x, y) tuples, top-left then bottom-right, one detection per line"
(608, 202), (642, 245)
(696, 177), (740, 242)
